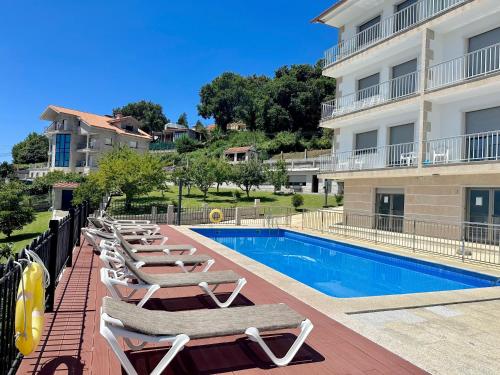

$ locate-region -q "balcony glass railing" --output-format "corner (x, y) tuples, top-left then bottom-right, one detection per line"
(323, 0), (465, 68)
(322, 71), (420, 120)
(423, 130), (500, 165)
(265, 158), (321, 170)
(319, 142), (418, 172)
(427, 42), (500, 90)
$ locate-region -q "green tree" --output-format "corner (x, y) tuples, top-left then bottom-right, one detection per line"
(29, 171), (85, 195)
(12, 132), (49, 164)
(170, 159), (195, 195)
(95, 147), (166, 208)
(267, 159), (288, 193)
(113, 101), (169, 133)
(291, 194), (304, 211)
(198, 72), (255, 132)
(0, 181), (35, 238)
(175, 135), (200, 154)
(72, 173), (105, 209)
(177, 112), (188, 127)
(190, 158), (217, 199)
(213, 158), (232, 192)
(231, 159), (267, 198)
(194, 120), (208, 140)
(0, 162), (15, 179)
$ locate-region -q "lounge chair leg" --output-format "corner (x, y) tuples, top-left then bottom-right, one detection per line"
(198, 278), (247, 308)
(137, 284), (161, 308)
(100, 315), (190, 375)
(201, 259), (215, 272)
(124, 338), (147, 350)
(150, 334), (190, 375)
(174, 260), (189, 273)
(245, 319), (314, 367)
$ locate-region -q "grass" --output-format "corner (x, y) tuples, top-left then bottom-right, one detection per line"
(111, 186), (341, 211)
(0, 211), (52, 255)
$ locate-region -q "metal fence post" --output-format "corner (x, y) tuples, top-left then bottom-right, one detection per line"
(235, 207), (241, 226)
(67, 208), (75, 267)
(46, 219), (60, 312)
(461, 237), (465, 262)
(321, 210), (324, 233)
(151, 205), (157, 224)
(412, 219), (416, 252)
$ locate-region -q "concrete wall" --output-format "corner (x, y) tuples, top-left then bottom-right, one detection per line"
(343, 173), (500, 223)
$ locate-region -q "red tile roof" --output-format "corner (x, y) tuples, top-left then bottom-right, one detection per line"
(42, 105), (152, 140)
(52, 182), (80, 189)
(224, 146), (255, 153)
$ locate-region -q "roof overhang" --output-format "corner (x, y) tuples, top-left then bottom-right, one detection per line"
(311, 0), (385, 28)
(40, 106), (60, 121)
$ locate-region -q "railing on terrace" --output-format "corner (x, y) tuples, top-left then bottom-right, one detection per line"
(318, 142), (419, 172)
(302, 209), (500, 265)
(265, 158), (322, 170)
(423, 130), (500, 165)
(323, 0), (466, 68)
(149, 141), (176, 151)
(44, 121), (71, 133)
(321, 71), (420, 120)
(427, 41), (500, 90)
(105, 199), (293, 227)
(76, 142), (97, 151)
(0, 202), (90, 375)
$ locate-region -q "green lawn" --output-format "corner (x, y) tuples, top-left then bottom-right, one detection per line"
(0, 211), (52, 254)
(111, 186), (341, 211)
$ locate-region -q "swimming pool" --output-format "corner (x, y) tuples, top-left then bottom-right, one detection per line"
(193, 228), (498, 298)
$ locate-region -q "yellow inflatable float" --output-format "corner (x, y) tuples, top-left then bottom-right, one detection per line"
(15, 262), (45, 356)
(209, 208), (224, 223)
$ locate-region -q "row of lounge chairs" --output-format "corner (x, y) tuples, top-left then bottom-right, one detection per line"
(83, 213), (314, 375)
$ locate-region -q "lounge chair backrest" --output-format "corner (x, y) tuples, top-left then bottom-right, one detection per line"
(88, 217), (105, 229)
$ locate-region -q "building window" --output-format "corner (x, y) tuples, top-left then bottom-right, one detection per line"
(104, 137), (113, 146)
(129, 141), (138, 149)
(355, 130), (378, 154)
(55, 134), (71, 167)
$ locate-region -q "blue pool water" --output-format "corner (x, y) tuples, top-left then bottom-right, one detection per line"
(193, 228), (498, 298)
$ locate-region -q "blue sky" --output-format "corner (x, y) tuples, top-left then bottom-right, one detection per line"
(0, 0), (338, 162)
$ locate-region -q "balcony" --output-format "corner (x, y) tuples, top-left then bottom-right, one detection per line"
(322, 0), (466, 69)
(76, 142), (97, 152)
(319, 142), (418, 172)
(423, 130), (500, 166)
(321, 71), (420, 121)
(427, 42), (500, 90)
(45, 121), (71, 133)
(266, 158), (321, 170)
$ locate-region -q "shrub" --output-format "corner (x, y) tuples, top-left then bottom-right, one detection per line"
(335, 194), (344, 206)
(291, 194), (304, 210)
(232, 189), (242, 201)
(0, 181), (35, 238)
(0, 243), (15, 261)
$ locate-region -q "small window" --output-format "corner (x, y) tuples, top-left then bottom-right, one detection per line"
(355, 130), (378, 154)
(104, 138), (113, 146)
(129, 141), (138, 149)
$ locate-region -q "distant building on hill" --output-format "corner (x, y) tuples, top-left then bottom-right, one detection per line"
(29, 105), (151, 178)
(224, 146), (258, 164)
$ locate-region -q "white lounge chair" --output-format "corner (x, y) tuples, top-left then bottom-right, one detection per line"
(100, 296), (314, 374)
(100, 254), (246, 308)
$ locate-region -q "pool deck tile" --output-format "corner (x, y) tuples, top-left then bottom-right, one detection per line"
(18, 225), (427, 375)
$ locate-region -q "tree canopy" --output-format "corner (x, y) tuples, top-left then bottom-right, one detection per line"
(0, 181), (35, 238)
(177, 112), (188, 127)
(94, 146), (166, 207)
(197, 61), (335, 134)
(232, 159), (267, 198)
(12, 132), (49, 164)
(113, 100), (169, 133)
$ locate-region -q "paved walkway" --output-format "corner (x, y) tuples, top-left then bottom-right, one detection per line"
(19, 226), (426, 374)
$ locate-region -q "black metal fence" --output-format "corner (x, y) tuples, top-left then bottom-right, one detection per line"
(0, 201), (90, 375)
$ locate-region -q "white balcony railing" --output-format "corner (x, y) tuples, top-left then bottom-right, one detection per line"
(265, 158), (321, 170)
(323, 0), (466, 68)
(45, 121), (71, 133)
(427, 42), (500, 90)
(319, 142), (418, 172)
(423, 130), (500, 165)
(321, 71), (420, 120)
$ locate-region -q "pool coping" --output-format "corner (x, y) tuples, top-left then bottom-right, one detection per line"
(178, 225), (500, 315)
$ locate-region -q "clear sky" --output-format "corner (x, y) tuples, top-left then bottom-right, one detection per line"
(0, 0), (338, 162)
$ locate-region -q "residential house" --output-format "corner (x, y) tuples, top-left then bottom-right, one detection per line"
(150, 123), (203, 152)
(314, 0), (500, 232)
(224, 146), (258, 163)
(34, 105), (151, 177)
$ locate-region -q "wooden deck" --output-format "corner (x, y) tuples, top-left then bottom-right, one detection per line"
(19, 226), (427, 374)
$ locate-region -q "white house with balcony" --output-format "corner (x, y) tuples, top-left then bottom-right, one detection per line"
(314, 0), (500, 230)
(31, 105), (151, 177)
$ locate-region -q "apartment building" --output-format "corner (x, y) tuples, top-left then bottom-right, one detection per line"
(314, 0), (500, 230)
(34, 105), (151, 176)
